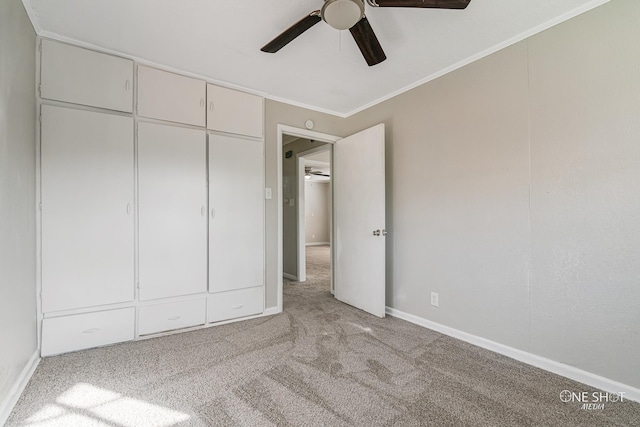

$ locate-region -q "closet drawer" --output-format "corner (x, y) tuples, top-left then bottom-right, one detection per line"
(42, 308), (134, 356)
(208, 287), (264, 323)
(138, 299), (206, 335)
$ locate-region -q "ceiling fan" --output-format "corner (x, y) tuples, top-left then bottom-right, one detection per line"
(305, 166), (330, 179)
(261, 0), (472, 66)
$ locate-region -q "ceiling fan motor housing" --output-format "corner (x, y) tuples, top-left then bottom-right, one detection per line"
(321, 0), (365, 30)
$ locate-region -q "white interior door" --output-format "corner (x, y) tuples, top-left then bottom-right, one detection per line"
(334, 124), (386, 317)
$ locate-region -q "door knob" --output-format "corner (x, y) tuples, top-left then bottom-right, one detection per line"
(382, 229), (387, 236)
(373, 229), (381, 236)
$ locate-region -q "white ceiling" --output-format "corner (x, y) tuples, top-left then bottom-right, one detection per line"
(23, 0), (608, 116)
(305, 151), (331, 165)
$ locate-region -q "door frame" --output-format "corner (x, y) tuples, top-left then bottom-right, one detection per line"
(277, 124), (340, 312)
(296, 144), (333, 284)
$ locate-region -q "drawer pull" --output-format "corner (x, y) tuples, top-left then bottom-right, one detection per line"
(231, 305), (243, 310)
(83, 328), (100, 334)
(168, 316), (181, 321)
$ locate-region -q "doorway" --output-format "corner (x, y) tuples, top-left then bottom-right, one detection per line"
(276, 123), (386, 317)
(276, 125), (340, 312)
(281, 134), (333, 297)
(298, 145), (332, 286)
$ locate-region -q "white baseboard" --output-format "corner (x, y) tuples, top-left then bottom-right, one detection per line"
(283, 273), (297, 281)
(0, 351), (40, 425)
(386, 307), (640, 403)
(263, 306), (280, 316)
(305, 242), (330, 247)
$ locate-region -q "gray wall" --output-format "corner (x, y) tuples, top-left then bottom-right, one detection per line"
(305, 181), (330, 245)
(0, 0), (38, 417)
(264, 100), (344, 307)
(341, 0), (640, 388)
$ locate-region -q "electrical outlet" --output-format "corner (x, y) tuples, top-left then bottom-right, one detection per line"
(430, 292), (439, 307)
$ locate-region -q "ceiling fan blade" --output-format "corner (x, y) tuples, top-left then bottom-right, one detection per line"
(369, 0), (471, 9)
(349, 17), (386, 67)
(261, 11), (322, 53)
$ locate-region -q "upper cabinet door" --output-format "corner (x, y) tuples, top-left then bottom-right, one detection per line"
(207, 84), (264, 138)
(137, 66), (206, 127)
(41, 106), (135, 313)
(138, 122), (208, 301)
(41, 40), (134, 113)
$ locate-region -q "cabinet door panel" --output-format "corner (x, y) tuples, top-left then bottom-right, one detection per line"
(41, 39), (133, 112)
(138, 66), (206, 127)
(209, 134), (264, 292)
(138, 122), (207, 300)
(206, 84), (263, 138)
(41, 106), (134, 313)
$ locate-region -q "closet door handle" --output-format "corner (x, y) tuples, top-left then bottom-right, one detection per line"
(210, 208), (216, 219)
(200, 98), (205, 108)
(201, 206), (205, 217)
(125, 80), (130, 91)
(126, 203), (131, 215)
(209, 101), (214, 111)
(231, 305), (243, 310)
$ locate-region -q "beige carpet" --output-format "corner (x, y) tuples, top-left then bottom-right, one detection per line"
(7, 245), (640, 426)
(283, 245), (332, 291)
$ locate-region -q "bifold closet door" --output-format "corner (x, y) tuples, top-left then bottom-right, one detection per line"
(138, 123), (207, 300)
(41, 105), (134, 313)
(209, 134), (264, 292)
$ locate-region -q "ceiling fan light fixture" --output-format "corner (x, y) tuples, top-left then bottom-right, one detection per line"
(321, 0), (364, 30)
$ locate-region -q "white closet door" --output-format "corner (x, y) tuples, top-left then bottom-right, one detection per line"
(209, 134), (264, 293)
(41, 106), (134, 313)
(137, 66), (206, 127)
(40, 39), (134, 113)
(206, 84), (263, 138)
(138, 122), (207, 300)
